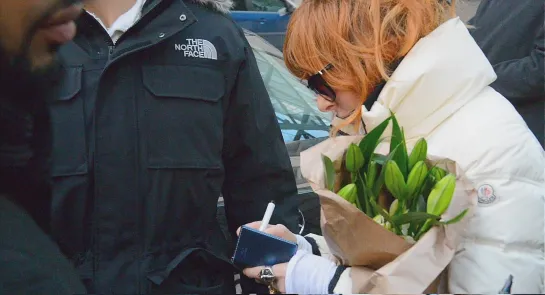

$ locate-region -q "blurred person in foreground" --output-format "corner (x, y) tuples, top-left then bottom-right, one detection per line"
(0, 0), (87, 293)
(49, 0), (300, 293)
(240, 0), (545, 293)
(469, 0), (544, 147)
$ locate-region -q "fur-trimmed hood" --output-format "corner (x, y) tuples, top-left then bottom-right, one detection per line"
(191, 0), (233, 14)
(143, 0), (233, 15)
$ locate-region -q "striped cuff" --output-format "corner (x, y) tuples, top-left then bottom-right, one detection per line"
(328, 265), (348, 294)
(303, 236), (321, 256)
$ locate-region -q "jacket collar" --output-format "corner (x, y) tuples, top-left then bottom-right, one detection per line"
(361, 17), (496, 144)
(190, 0), (233, 14)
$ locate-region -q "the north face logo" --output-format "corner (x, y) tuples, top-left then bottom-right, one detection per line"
(175, 39), (217, 60)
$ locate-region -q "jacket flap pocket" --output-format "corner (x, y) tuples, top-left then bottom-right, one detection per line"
(147, 248), (197, 286)
(57, 67), (82, 101)
(143, 66), (225, 102)
(147, 248), (232, 285)
(147, 247), (232, 286)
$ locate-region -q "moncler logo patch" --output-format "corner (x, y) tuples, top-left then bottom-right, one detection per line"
(477, 184), (498, 205)
(175, 38), (217, 60)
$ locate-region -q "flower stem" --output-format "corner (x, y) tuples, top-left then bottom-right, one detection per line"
(415, 219), (432, 241)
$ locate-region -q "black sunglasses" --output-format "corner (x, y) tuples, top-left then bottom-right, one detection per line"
(307, 64), (336, 102)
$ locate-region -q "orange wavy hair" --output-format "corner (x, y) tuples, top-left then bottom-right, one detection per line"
(283, 0), (456, 131)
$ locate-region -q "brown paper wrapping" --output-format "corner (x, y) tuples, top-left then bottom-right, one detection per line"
(300, 136), (477, 294)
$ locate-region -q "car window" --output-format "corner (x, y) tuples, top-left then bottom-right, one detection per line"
(233, 0), (285, 12)
(252, 0), (285, 11)
(250, 42), (331, 143)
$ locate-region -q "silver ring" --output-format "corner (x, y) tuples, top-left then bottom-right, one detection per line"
(259, 266), (276, 285)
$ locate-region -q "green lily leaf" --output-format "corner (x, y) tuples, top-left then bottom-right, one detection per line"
(416, 195), (427, 212)
(372, 153), (388, 165)
(421, 165), (439, 201)
(391, 212), (440, 226)
(362, 183), (376, 217)
(372, 144), (400, 197)
(441, 208), (469, 225)
(365, 161), (378, 190)
(354, 173), (368, 214)
(408, 195), (428, 235)
(359, 116), (391, 169)
(390, 113), (409, 178)
(322, 155), (336, 191)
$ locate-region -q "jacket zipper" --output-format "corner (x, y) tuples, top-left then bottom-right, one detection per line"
(94, 1), (164, 293)
(106, 0), (162, 58)
(83, 1), (183, 292)
(79, 12), (115, 289)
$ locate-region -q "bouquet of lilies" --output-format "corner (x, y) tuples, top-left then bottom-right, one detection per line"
(299, 113), (476, 293)
(322, 114), (468, 242)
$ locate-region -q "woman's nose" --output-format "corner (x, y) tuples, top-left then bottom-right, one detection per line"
(316, 95), (336, 113)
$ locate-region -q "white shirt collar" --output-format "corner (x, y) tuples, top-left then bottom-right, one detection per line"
(86, 0), (147, 44)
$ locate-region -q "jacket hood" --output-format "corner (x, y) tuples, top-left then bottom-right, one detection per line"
(361, 17), (497, 143)
(191, 0), (233, 14)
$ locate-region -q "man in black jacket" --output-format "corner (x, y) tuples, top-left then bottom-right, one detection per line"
(0, 0), (87, 294)
(469, 0), (544, 147)
(51, 0), (300, 293)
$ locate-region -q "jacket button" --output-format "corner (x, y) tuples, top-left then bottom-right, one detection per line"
(180, 14), (187, 21)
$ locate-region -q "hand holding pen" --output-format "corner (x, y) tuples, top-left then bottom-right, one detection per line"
(236, 201), (297, 245)
(236, 201), (297, 294)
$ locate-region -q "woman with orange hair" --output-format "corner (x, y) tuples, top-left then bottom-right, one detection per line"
(240, 0), (545, 293)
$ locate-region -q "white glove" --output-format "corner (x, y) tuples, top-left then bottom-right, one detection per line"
(285, 249), (337, 294)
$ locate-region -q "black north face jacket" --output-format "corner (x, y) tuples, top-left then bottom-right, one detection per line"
(52, 0), (299, 293)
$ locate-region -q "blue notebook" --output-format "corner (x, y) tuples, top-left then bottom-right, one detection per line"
(232, 225), (298, 269)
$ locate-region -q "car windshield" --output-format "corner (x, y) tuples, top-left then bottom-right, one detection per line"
(247, 32), (331, 142)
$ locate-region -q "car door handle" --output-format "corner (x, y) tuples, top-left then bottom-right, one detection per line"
(259, 18), (266, 24)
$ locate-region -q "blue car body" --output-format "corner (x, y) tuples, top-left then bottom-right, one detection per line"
(230, 0), (295, 50)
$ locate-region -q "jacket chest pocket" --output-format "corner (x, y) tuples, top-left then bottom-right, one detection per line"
(142, 66), (225, 169)
(49, 66), (88, 176)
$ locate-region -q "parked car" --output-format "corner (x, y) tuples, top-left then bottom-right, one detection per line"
(217, 30), (328, 248)
(230, 0), (297, 50)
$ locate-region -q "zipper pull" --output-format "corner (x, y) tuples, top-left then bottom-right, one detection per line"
(499, 275), (513, 294)
(108, 46), (114, 56)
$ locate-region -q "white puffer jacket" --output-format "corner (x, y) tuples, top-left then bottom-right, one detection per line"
(310, 17), (545, 294)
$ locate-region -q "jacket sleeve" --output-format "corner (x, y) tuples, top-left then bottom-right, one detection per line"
(490, 26), (545, 102)
(222, 34), (300, 293)
(332, 267), (353, 294)
(221, 32), (300, 243)
(302, 234), (353, 293)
